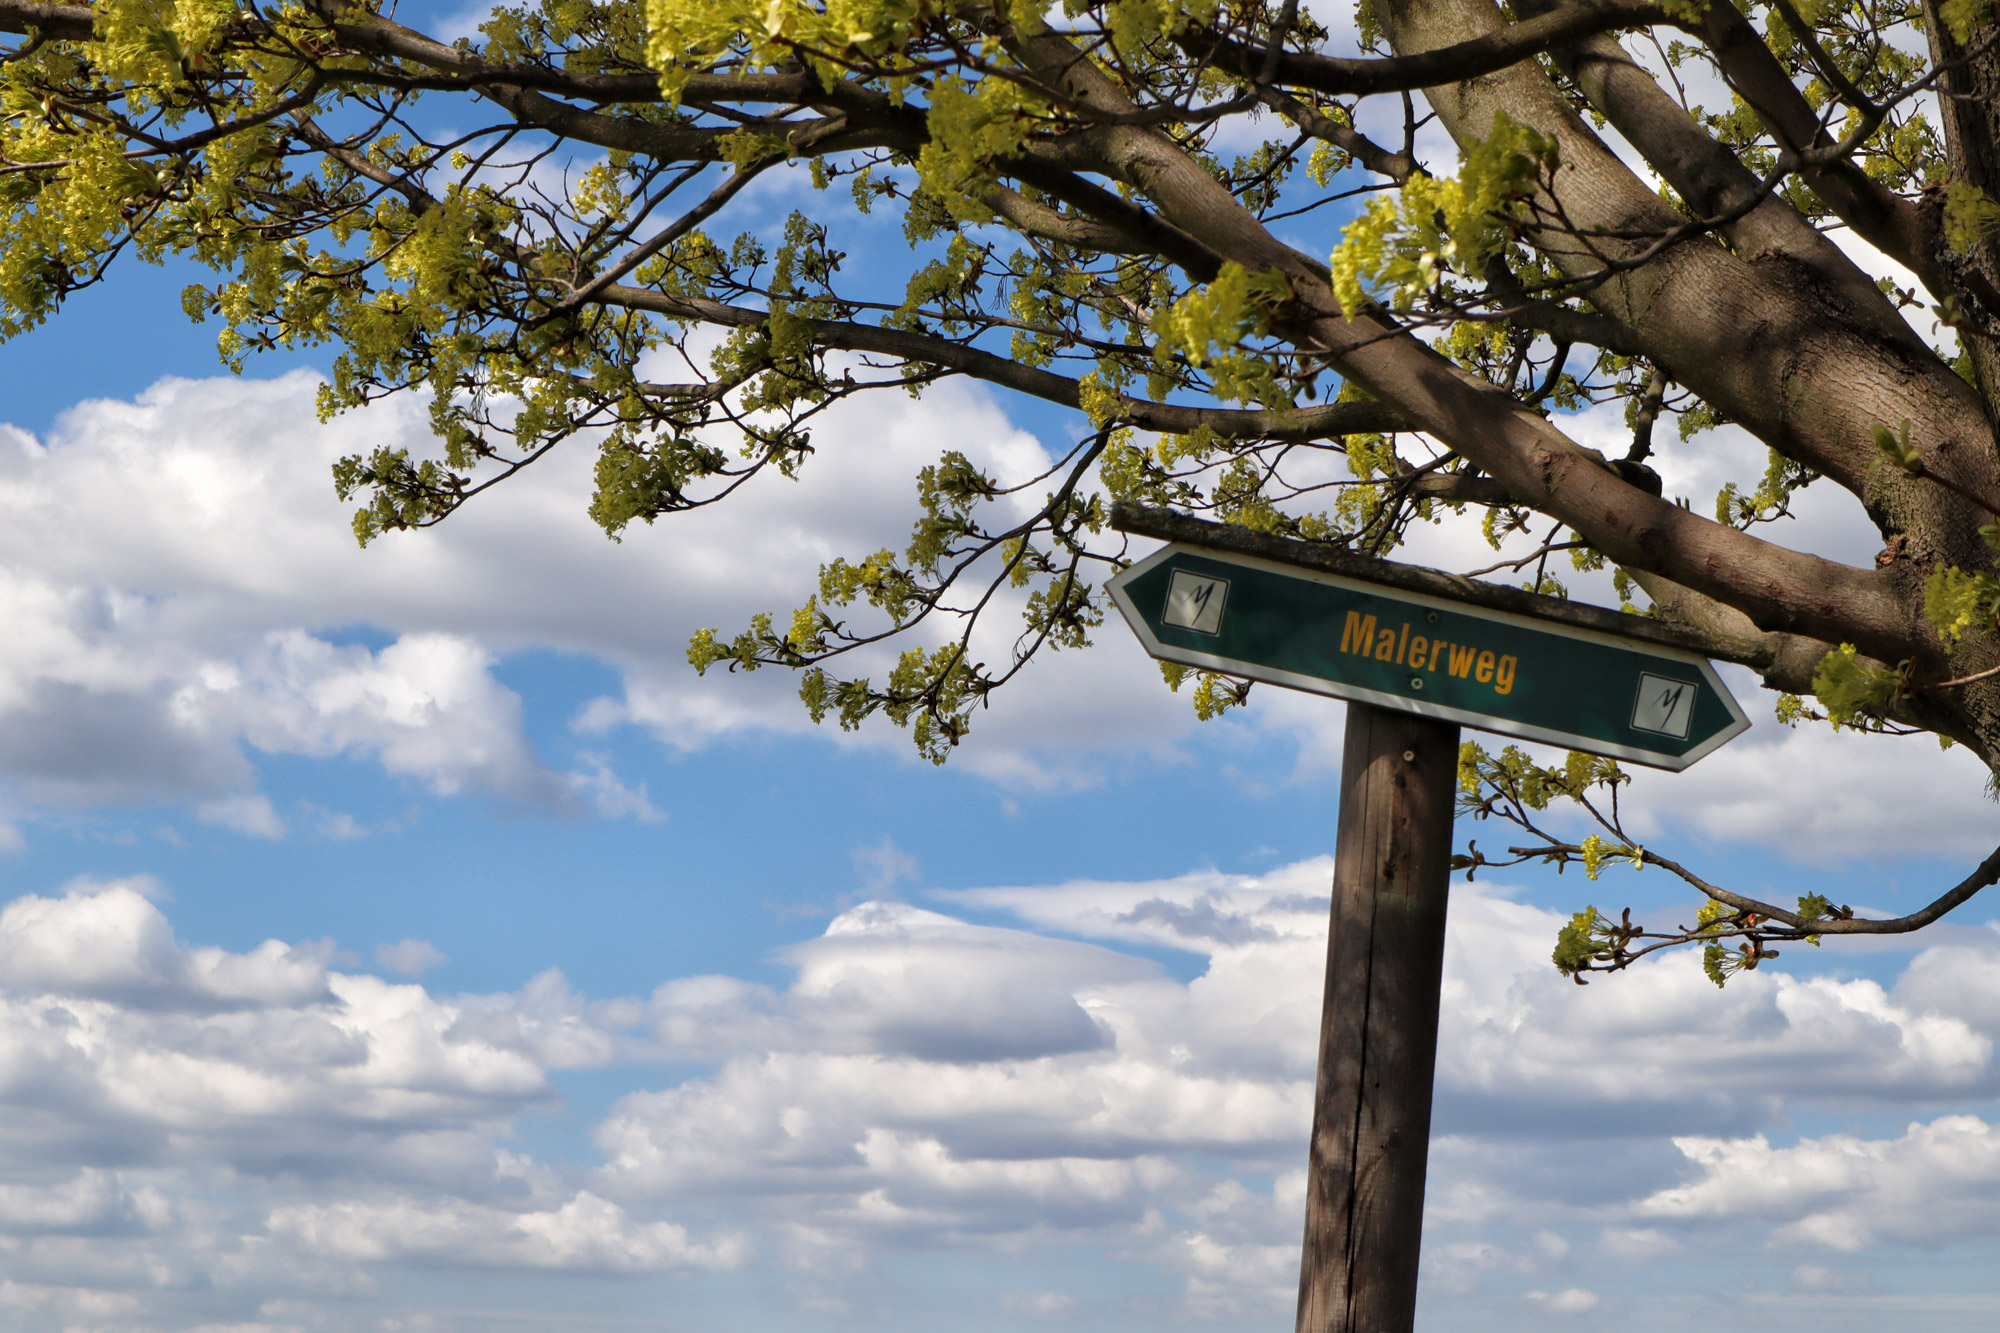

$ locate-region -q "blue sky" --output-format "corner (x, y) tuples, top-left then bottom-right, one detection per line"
(3, 30), (2000, 1333)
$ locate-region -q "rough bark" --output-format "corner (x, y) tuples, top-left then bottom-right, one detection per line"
(1923, 0), (2000, 423)
(1009, 20), (1918, 665)
(1364, 0), (2000, 762)
(1297, 704), (1457, 1333)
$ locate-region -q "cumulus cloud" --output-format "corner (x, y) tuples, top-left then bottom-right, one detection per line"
(0, 881), (563, 1187)
(595, 866), (2000, 1325)
(1894, 925), (2000, 1030)
(0, 365), (1220, 837)
(1640, 1115), (2000, 1251)
(0, 879), (331, 1010)
(0, 865), (1997, 1329)
(199, 630), (575, 805)
(0, 375), (673, 823)
(2, 363), (1986, 870)
(0, 877), (748, 1329)
(267, 1191), (747, 1273)
(1620, 713), (2000, 864)
(1002, 1289), (1078, 1318)
(0, 1169), (169, 1235)
(781, 902), (1151, 1063)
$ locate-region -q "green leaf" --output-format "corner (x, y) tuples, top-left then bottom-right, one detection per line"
(1811, 644), (1903, 728)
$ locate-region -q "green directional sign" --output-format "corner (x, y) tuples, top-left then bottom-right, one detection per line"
(1109, 544), (1749, 770)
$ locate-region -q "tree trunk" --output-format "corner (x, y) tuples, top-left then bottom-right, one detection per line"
(1924, 0), (2000, 427)
(1297, 704), (1459, 1333)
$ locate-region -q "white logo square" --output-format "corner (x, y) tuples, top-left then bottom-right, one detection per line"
(1631, 672), (1696, 739)
(1162, 571), (1229, 635)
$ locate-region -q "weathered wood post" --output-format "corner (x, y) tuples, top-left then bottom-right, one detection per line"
(1296, 702), (1459, 1333)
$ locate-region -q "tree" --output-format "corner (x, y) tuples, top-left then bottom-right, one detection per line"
(2, 0), (1997, 973)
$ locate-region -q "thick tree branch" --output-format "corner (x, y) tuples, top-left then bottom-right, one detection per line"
(1255, 86), (1421, 184)
(976, 184), (1158, 253)
(312, 3), (920, 161)
(0, 0), (89, 41)
(1627, 569), (1841, 691)
(1484, 259), (1647, 356)
(315, 2), (818, 106)
(1188, 0), (1676, 98)
(1372, 0), (1998, 581)
(1001, 152), (1230, 279)
(1528, 8), (1930, 360)
(1693, 0), (1946, 296)
(995, 12), (1924, 663)
(1012, 28), (1325, 282)
(591, 281), (1412, 440)
(1630, 568), (2000, 756)
(1297, 297), (1917, 660)
(0, 0), (904, 163)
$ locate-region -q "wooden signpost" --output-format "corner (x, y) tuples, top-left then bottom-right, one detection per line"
(1106, 502), (1747, 1333)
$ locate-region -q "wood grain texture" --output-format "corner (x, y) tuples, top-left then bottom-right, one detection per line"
(1295, 703), (1459, 1333)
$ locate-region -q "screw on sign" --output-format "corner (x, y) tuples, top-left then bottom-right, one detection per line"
(1107, 503), (1748, 1333)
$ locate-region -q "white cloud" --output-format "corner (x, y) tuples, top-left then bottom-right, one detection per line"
(200, 630), (569, 805)
(0, 884), (566, 1187)
(853, 835), (918, 893)
(593, 866), (2000, 1321)
(0, 1168), (169, 1234)
(1002, 1289), (1078, 1318)
(445, 967), (624, 1071)
(781, 901), (1151, 1063)
(2, 364), (1987, 872)
(375, 939), (447, 977)
(1790, 1262), (1864, 1292)
(1598, 1226), (1680, 1259)
(1525, 1287), (1601, 1314)
(0, 862), (1997, 1328)
(1895, 926), (2000, 1031)
(0, 879), (331, 1010)
(952, 862), (2000, 1138)
(266, 1191), (747, 1273)
(0, 1280), (144, 1321)
(0, 375), (670, 822)
(1639, 1115), (2000, 1251)
(1621, 711), (2000, 863)
(196, 793), (287, 839)
(0, 366), (1214, 832)
(306, 806), (366, 840)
